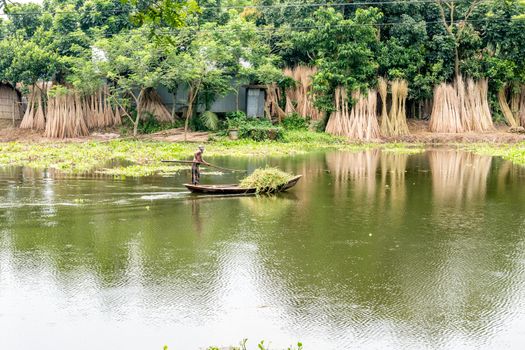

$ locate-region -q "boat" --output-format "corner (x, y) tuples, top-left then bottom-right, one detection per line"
(184, 175), (302, 195)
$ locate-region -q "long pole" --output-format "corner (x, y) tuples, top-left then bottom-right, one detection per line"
(161, 160), (246, 173)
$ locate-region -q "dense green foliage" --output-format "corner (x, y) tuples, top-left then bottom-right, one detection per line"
(0, 0), (524, 125)
(281, 113), (309, 130)
(225, 112), (284, 141)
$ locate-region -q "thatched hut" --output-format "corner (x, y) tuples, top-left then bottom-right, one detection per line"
(0, 83), (22, 128)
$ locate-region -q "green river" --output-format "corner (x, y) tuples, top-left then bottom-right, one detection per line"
(1, 149), (525, 349)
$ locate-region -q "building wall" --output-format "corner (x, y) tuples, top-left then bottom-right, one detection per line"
(0, 85), (22, 123)
(0, 119), (16, 128)
(155, 83), (248, 115)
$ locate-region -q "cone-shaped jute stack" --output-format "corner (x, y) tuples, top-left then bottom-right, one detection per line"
(430, 76), (494, 133)
(326, 87), (380, 141)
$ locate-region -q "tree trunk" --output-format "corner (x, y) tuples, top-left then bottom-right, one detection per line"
(184, 86), (195, 142)
(184, 106), (193, 142)
(454, 45), (460, 77)
(133, 117), (139, 136)
(133, 89), (145, 137)
(171, 92), (177, 120)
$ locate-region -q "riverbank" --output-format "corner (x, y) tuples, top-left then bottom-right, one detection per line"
(2, 120), (525, 144)
(1, 126), (525, 176)
(0, 131), (420, 176)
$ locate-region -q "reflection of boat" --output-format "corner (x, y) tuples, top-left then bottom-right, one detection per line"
(184, 175), (302, 195)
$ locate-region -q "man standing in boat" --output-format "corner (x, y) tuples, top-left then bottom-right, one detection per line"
(192, 145), (210, 185)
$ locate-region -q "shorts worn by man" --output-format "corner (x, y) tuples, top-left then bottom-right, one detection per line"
(191, 145), (209, 185)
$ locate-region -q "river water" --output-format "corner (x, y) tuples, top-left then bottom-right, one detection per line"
(1, 149), (525, 350)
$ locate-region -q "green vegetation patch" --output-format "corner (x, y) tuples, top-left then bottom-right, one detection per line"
(0, 141), (196, 175)
(465, 143), (525, 166)
(381, 143), (426, 154)
(0, 136), (423, 177)
(96, 164), (185, 177)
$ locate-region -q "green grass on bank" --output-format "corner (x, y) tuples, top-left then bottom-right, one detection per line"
(0, 131), (421, 177)
(464, 142), (525, 166)
(0, 131), (356, 176)
(8, 137), (525, 178)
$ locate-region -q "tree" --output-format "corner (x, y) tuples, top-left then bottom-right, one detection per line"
(125, 0), (200, 32)
(291, 7), (382, 112)
(434, 0), (484, 77)
(0, 34), (58, 86)
(480, 0), (525, 127)
(5, 3), (43, 37)
(96, 27), (165, 136)
(378, 15), (432, 100)
(162, 13), (281, 139)
(79, 0), (134, 36)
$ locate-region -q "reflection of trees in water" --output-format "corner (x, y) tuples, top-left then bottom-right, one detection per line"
(379, 152), (408, 214)
(326, 150), (380, 200)
(429, 150), (492, 205)
(325, 150), (408, 214)
(419, 150), (525, 342)
(253, 150), (525, 346)
(4, 155), (525, 348)
(496, 159), (525, 193)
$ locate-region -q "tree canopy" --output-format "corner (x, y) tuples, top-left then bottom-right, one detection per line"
(1, 0), (525, 120)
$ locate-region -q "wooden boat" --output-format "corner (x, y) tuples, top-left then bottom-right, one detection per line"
(184, 175), (302, 195)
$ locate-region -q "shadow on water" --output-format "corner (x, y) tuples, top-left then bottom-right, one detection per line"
(1, 149), (525, 349)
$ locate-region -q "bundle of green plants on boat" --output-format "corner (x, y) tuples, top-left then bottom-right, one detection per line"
(240, 167), (295, 193)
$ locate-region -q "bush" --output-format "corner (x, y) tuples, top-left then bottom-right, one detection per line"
(225, 111), (249, 130)
(239, 123), (284, 141)
(199, 111), (219, 131)
(282, 113), (309, 130)
(282, 130), (345, 144)
(311, 119), (327, 132)
(131, 113), (177, 134)
(225, 111), (283, 141)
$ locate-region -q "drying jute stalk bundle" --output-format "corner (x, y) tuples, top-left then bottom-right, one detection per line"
(45, 92), (89, 138)
(498, 85), (519, 128)
(283, 66), (323, 121)
(83, 86), (118, 129)
(20, 85), (47, 130)
(264, 83), (286, 121)
(430, 76), (494, 133)
(500, 84), (525, 128)
(378, 78), (389, 134)
(466, 78), (494, 132)
(430, 82), (463, 133)
(138, 88), (173, 123)
(517, 86), (525, 126)
(21, 84), (123, 137)
(379, 78), (409, 137)
(326, 86), (380, 140)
